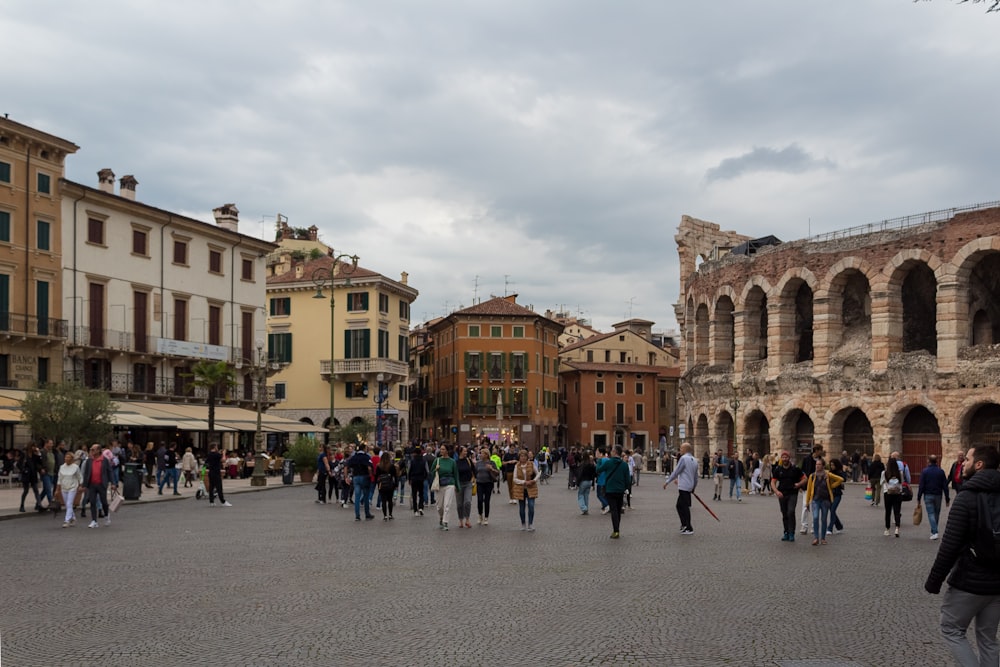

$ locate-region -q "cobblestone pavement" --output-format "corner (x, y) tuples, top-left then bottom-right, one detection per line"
(0, 477), (957, 666)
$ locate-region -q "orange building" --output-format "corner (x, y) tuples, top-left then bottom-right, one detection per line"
(428, 295), (562, 450)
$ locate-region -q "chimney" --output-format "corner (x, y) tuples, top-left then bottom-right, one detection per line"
(308, 225), (318, 241)
(119, 175), (138, 201)
(400, 271), (408, 285)
(213, 204), (239, 232)
(97, 168), (115, 194)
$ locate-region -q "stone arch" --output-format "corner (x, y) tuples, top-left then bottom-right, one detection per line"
(299, 417), (315, 425)
(821, 259), (874, 357)
(827, 405), (875, 459)
(694, 302), (710, 365)
(778, 407), (816, 459)
(959, 400), (1000, 450)
(712, 293), (735, 365)
(693, 413), (710, 459)
(715, 408), (735, 457)
(685, 296), (696, 369)
(743, 408), (771, 456)
(774, 268), (818, 366)
(883, 250), (944, 357)
(741, 281), (770, 365)
(951, 238), (1000, 347)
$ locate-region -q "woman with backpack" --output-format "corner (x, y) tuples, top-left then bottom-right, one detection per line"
(375, 455), (399, 520)
(882, 455), (905, 537)
(433, 444), (460, 531)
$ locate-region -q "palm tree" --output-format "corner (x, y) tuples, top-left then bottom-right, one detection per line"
(185, 360), (237, 446)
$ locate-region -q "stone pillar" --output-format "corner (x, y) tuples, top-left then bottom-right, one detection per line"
(935, 280), (962, 374)
(812, 295), (833, 375)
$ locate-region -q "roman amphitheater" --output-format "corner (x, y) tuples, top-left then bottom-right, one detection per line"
(675, 201), (1000, 478)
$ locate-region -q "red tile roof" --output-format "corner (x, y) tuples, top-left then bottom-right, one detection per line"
(267, 255), (378, 286)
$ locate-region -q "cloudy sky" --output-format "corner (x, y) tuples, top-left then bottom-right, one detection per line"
(5, 1), (997, 333)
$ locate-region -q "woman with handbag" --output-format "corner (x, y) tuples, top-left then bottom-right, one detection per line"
(513, 449), (540, 531)
(596, 445), (632, 538)
(57, 451), (83, 527)
(882, 455), (905, 538)
(433, 445), (460, 531)
(475, 445), (500, 525)
(18, 444), (43, 513)
(455, 445), (476, 529)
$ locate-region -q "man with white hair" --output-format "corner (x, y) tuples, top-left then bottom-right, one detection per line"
(663, 442), (698, 535)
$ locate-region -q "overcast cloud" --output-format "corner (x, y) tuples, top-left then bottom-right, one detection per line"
(3, 1), (997, 333)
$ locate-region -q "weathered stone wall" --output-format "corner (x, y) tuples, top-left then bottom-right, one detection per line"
(675, 205), (1000, 466)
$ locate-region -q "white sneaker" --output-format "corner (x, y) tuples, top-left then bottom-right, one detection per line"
(222, 501), (232, 507)
(884, 529), (890, 536)
(62, 522), (69, 528)
(88, 520), (99, 528)
(894, 527), (900, 537)
(527, 525), (535, 532)
(601, 507), (610, 515)
(799, 528), (808, 534)
(104, 517), (111, 526)
(930, 533), (939, 540)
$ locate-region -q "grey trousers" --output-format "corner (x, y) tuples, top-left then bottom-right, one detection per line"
(940, 586), (1000, 667)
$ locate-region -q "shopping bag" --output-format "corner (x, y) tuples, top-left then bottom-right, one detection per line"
(913, 502), (923, 526)
(109, 488), (124, 513)
(864, 485), (873, 501)
(430, 472), (441, 492)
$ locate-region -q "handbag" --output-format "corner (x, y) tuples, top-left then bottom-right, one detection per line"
(900, 483), (913, 502)
(109, 488), (124, 513)
(913, 502), (923, 525)
(864, 485), (873, 501)
(430, 471), (441, 493)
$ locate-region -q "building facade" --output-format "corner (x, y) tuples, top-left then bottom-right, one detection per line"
(407, 319), (438, 442)
(428, 295), (562, 450)
(265, 248), (417, 448)
(559, 318), (680, 452)
(676, 202), (1000, 479)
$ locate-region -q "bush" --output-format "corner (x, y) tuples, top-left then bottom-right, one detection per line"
(286, 436), (320, 471)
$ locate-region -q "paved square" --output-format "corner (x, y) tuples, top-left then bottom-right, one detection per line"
(0, 478), (955, 666)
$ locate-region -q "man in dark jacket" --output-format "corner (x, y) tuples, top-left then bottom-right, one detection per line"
(925, 445), (1000, 666)
(727, 455), (745, 501)
(918, 455), (951, 540)
(948, 451), (966, 495)
(81, 444), (115, 528)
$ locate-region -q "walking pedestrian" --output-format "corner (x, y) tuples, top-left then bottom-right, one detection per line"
(576, 452), (597, 515)
(375, 455), (399, 520)
(918, 454), (951, 540)
(663, 442), (698, 535)
(728, 455), (745, 501)
(206, 443), (232, 508)
(882, 454), (905, 537)
(407, 446), (428, 516)
(81, 444), (115, 528)
(475, 445), (500, 525)
(806, 458), (843, 545)
(57, 451), (82, 527)
(434, 444), (460, 531)
(868, 454), (886, 507)
(595, 446), (610, 514)
(772, 450), (806, 542)
(712, 450), (726, 501)
(596, 445), (632, 539)
(799, 445), (823, 534)
(925, 445), (1000, 667)
(455, 445), (475, 528)
(512, 449), (539, 531)
(347, 444), (374, 520)
(18, 444), (43, 513)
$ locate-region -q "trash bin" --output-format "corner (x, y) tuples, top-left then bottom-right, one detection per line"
(123, 462), (143, 500)
(282, 459), (295, 485)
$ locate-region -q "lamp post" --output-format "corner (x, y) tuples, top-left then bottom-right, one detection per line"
(311, 251), (359, 446)
(250, 340), (269, 487)
(373, 372), (391, 451)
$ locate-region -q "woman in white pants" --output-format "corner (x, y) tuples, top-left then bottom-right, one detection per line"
(57, 452), (83, 527)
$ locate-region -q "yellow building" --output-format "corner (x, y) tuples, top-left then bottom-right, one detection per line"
(266, 248), (418, 448)
(0, 118), (78, 445)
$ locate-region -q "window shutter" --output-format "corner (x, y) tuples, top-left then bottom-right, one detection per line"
(464, 352), (470, 373)
(346, 382), (353, 398)
(344, 330), (352, 358)
(361, 293), (369, 310)
(269, 299), (275, 316)
(362, 329), (370, 357)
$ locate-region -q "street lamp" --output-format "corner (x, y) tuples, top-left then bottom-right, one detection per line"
(729, 388), (740, 459)
(373, 372), (391, 451)
(250, 339), (269, 487)
(312, 251), (360, 446)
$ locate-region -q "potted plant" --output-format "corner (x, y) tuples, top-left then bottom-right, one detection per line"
(287, 435), (320, 483)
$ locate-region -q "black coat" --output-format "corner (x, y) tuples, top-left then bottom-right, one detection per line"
(925, 468), (1000, 595)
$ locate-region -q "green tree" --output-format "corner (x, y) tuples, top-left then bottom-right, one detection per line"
(19, 383), (117, 447)
(184, 360), (237, 445)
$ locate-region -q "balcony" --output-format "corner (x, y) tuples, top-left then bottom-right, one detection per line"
(63, 370), (280, 404)
(66, 326), (240, 362)
(0, 313), (68, 340)
(319, 358), (408, 383)
(463, 403), (529, 417)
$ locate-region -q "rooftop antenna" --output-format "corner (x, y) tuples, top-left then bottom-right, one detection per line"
(504, 275), (515, 296)
(473, 275), (481, 304)
(626, 297), (637, 319)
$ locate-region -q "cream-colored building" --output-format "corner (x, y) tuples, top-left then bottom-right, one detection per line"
(266, 247), (418, 448)
(60, 174), (277, 445)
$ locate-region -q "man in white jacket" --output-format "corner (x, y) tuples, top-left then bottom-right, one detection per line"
(664, 442), (699, 535)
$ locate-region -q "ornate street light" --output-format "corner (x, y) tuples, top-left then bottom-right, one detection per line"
(373, 372), (391, 451)
(729, 386), (740, 459)
(312, 251), (360, 446)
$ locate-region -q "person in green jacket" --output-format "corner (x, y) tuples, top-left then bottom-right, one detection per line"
(595, 445), (632, 539)
(433, 445), (460, 531)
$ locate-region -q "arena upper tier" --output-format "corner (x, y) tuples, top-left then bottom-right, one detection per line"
(675, 201), (1000, 478)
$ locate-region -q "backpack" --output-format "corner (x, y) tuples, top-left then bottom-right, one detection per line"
(972, 493), (1000, 565)
(378, 472), (396, 493)
(536, 450), (547, 464)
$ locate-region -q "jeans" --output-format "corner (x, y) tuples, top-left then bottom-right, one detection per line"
(779, 491), (799, 535)
(729, 477), (741, 499)
(159, 468), (179, 494)
(677, 489), (692, 531)
(606, 492), (625, 533)
(940, 586), (1000, 667)
(828, 493), (843, 531)
(41, 473), (54, 504)
(811, 499), (831, 540)
(596, 484), (608, 510)
(518, 496), (536, 527)
(476, 481), (494, 518)
(925, 494), (943, 535)
(352, 475), (371, 518)
(577, 480), (593, 512)
(63, 488), (78, 523)
(457, 483), (473, 521)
